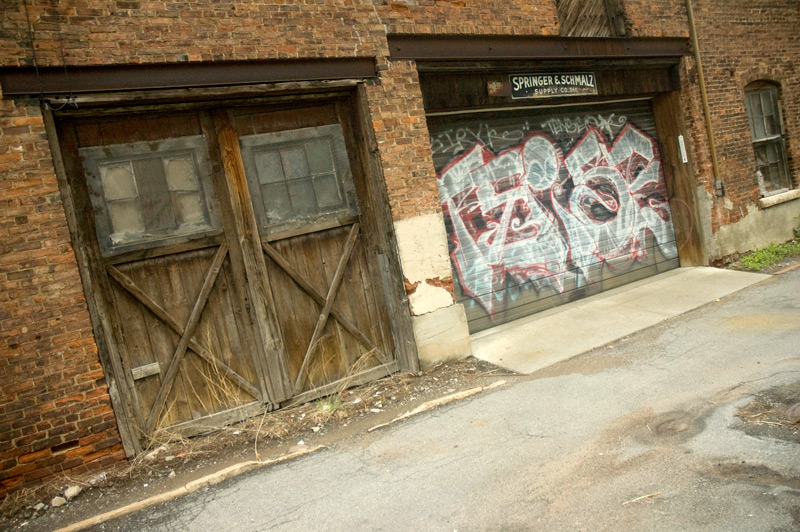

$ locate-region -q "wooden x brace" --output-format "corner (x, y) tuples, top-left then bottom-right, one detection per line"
(107, 244), (255, 434)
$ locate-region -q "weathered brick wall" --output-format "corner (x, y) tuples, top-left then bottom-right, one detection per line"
(624, 1), (690, 38)
(689, 0), (799, 234)
(0, 1), (387, 67)
(0, 95), (124, 497)
(374, 0), (558, 35)
(634, 0), (799, 239)
(623, 1), (799, 242)
(367, 59), (442, 220)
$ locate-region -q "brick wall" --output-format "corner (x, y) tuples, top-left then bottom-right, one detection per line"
(0, 1), (387, 67)
(0, 96), (124, 497)
(367, 59), (443, 220)
(624, 1), (690, 38)
(375, 0), (558, 35)
(686, 0), (800, 234)
(621, 1), (799, 242)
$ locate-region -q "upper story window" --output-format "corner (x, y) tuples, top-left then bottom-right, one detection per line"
(744, 82), (792, 195)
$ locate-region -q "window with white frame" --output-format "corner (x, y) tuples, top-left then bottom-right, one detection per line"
(744, 82), (791, 195)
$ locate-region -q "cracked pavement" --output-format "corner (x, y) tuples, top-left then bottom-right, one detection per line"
(89, 269), (800, 531)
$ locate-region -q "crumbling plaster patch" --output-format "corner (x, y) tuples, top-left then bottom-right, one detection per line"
(394, 213), (454, 315)
(409, 281), (453, 315)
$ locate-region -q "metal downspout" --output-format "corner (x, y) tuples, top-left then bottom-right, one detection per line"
(685, 0), (725, 196)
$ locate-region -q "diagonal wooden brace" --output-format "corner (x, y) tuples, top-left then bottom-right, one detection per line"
(107, 258), (261, 401)
(293, 223), (361, 394)
(261, 239), (390, 365)
(137, 244), (229, 434)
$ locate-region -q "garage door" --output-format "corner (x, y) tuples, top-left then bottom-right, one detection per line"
(428, 100), (680, 332)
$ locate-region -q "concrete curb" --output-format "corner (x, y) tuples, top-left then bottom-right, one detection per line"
(53, 445), (327, 532)
(774, 261), (800, 275)
(368, 380), (507, 432)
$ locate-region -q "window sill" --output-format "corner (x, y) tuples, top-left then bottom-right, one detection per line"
(759, 188), (800, 209)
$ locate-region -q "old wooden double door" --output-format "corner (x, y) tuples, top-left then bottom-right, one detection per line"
(57, 98), (398, 442)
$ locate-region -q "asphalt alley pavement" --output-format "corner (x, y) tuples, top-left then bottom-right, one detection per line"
(88, 269), (800, 532)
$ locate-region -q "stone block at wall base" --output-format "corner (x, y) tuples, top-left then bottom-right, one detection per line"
(412, 304), (472, 370)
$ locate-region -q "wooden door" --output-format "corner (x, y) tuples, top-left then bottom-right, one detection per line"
(57, 99), (400, 445)
(58, 110), (275, 441)
(233, 102), (397, 403)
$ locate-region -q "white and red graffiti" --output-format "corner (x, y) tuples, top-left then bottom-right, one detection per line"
(437, 124), (677, 317)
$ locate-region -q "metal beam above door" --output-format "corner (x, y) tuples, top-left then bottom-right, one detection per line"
(387, 35), (690, 61)
(0, 58), (377, 97)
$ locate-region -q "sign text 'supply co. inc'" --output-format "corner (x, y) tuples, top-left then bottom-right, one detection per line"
(510, 72), (598, 99)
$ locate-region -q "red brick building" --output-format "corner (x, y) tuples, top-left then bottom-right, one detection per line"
(0, 0), (797, 496)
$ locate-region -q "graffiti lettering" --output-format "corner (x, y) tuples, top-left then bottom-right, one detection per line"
(437, 124), (677, 317)
(541, 113), (627, 139)
(430, 122), (532, 157)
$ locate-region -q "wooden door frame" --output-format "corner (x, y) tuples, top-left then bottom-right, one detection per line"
(45, 106), (142, 457)
(345, 86), (419, 372)
(652, 90), (707, 266)
(44, 82), (419, 455)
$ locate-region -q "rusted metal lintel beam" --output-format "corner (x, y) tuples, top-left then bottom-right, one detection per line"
(387, 35), (690, 61)
(0, 58), (377, 97)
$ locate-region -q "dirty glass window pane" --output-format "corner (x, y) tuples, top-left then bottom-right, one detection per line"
(255, 150), (285, 184)
(280, 146), (310, 180)
(306, 141), (335, 174)
(287, 179), (316, 217)
(174, 193), (206, 225)
(261, 183), (292, 220)
(107, 200), (145, 237)
(753, 113), (767, 139)
(745, 83), (791, 195)
(313, 174), (344, 208)
(80, 135), (218, 254)
(239, 124), (359, 231)
(100, 163), (138, 201)
(766, 142), (780, 164)
(164, 157), (199, 191)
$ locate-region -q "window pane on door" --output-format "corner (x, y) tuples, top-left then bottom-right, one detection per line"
(313, 174), (344, 208)
(100, 163), (138, 201)
(80, 135), (220, 254)
(240, 124), (359, 231)
(107, 200), (145, 237)
(280, 146), (310, 180)
(286, 178), (317, 217)
(255, 150), (285, 184)
(306, 141), (335, 174)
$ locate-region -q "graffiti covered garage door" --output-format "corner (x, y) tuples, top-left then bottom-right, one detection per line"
(428, 100), (680, 332)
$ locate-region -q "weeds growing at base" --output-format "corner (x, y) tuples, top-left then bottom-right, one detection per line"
(736, 239), (800, 271)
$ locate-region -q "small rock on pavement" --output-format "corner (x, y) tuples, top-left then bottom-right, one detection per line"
(64, 485), (82, 500)
(785, 402), (800, 423)
(88, 472), (107, 487)
(168, 470), (176, 479)
(33, 503), (45, 512)
(51, 496), (67, 508)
